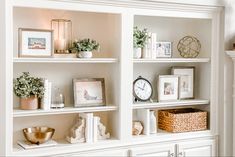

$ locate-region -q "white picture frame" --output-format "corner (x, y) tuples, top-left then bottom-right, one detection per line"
(158, 75), (178, 101)
(155, 42), (172, 58)
(73, 78), (106, 107)
(18, 28), (53, 57)
(171, 67), (195, 99)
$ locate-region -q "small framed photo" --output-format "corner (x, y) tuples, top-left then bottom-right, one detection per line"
(18, 28), (53, 57)
(172, 67), (195, 99)
(156, 42), (172, 58)
(158, 75), (178, 101)
(73, 78), (106, 107)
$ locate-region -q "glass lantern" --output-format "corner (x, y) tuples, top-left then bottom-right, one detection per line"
(51, 87), (65, 108)
(51, 19), (72, 54)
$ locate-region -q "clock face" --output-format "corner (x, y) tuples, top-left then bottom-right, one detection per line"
(133, 77), (153, 101)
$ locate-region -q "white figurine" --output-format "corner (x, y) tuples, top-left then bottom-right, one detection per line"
(97, 117), (110, 140)
(66, 116), (85, 143)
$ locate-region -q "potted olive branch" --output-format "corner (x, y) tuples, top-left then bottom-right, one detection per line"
(71, 38), (100, 58)
(133, 26), (149, 58)
(13, 72), (44, 110)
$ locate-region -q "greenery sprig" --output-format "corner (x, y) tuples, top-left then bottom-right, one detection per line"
(13, 72), (44, 98)
(133, 26), (149, 48)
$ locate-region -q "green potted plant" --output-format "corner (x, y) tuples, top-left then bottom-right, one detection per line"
(133, 26), (149, 58)
(13, 72), (44, 110)
(71, 38), (100, 58)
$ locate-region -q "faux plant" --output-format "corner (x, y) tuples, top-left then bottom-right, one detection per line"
(13, 72), (44, 98)
(71, 38), (100, 52)
(133, 26), (149, 48)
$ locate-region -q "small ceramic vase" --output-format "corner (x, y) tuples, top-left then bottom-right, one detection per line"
(150, 110), (157, 134)
(78, 51), (92, 58)
(133, 48), (142, 59)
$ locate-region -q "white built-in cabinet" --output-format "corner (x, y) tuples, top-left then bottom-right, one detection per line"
(0, 0), (223, 156)
(131, 139), (216, 157)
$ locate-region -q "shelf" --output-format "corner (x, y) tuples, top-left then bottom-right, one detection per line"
(133, 99), (209, 109)
(13, 106), (118, 117)
(132, 130), (212, 144)
(133, 58), (210, 63)
(13, 58), (118, 63)
(13, 138), (120, 156)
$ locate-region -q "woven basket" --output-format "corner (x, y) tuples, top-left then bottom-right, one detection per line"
(158, 108), (207, 133)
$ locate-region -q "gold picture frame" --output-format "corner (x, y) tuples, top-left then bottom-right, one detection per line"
(18, 28), (54, 57)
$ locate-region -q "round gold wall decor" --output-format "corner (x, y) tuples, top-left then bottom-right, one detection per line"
(177, 36), (201, 58)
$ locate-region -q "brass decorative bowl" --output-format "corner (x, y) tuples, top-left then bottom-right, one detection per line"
(23, 127), (55, 145)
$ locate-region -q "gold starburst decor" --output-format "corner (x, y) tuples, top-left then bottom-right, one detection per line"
(177, 36), (201, 58)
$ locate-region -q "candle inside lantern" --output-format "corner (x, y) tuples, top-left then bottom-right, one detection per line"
(51, 19), (72, 54)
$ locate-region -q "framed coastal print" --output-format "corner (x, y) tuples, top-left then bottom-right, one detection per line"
(18, 28), (53, 57)
(73, 78), (106, 107)
(155, 42), (172, 58)
(158, 75), (178, 101)
(172, 66), (195, 99)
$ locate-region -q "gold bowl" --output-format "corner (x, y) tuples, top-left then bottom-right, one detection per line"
(23, 127), (55, 145)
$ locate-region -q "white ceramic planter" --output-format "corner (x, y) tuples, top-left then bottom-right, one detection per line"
(133, 48), (142, 59)
(78, 51), (93, 58)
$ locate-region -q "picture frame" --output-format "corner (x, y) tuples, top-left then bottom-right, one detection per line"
(73, 78), (106, 107)
(18, 28), (53, 57)
(158, 75), (178, 101)
(171, 66), (195, 99)
(155, 42), (172, 58)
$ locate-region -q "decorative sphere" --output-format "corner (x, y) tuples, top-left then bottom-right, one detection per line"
(177, 36), (201, 58)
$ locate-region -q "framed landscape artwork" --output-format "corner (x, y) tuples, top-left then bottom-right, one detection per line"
(73, 78), (106, 107)
(18, 28), (53, 57)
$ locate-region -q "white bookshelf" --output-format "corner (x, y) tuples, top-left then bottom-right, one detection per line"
(13, 106), (118, 117)
(133, 99), (209, 109)
(13, 58), (118, 63)
(0, 0), (222, 156)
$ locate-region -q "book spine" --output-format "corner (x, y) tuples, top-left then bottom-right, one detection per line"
(48, 82), (52, 109)
(41, 79), (49, 110)
(93, 116), (98, 142)
(151, 33), (157, 59)
(80, 113), (93, 143)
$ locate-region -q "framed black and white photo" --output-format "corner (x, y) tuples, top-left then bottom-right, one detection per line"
(172, 67), (195, 99)
(73, 78), (106, 107)
(158, 75), (178, 101)
(18, 28), (53, 57)
(155, 42), (172, 58)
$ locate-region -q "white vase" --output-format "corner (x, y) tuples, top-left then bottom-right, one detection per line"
(133, 48), (142, 59)
(149, 110), (157, 134)
(78, 51), (92, 58)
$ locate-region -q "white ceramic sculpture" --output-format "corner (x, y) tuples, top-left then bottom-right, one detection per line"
(66, 116), (86, 143)
(97, 117), (110, 140)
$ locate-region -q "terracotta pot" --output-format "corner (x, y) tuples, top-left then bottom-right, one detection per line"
(20, 96), (39, 110)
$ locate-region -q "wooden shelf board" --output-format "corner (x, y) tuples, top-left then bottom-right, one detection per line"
(13, 58), (118, 63)
(133, 99), (209, 109)
(13, 138), (120, 156)
(133, 58), (210, 63)
(13, 105), (118, 117)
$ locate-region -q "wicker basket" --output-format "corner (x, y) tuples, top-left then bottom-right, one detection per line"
(158, 108), (207, 133)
